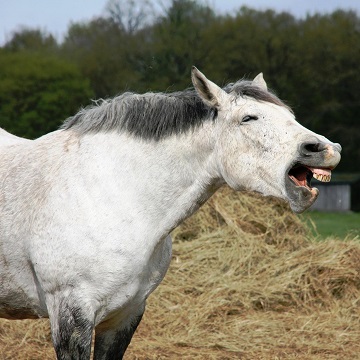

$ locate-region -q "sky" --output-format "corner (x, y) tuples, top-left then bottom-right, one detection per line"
(1, 0), (360, 45)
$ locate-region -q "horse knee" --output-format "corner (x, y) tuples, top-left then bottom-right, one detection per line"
(47, 296), (94, 360)
(94, 312), (144, 360)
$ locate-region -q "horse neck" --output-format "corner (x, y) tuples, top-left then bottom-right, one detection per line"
(75, 129), (222, 237)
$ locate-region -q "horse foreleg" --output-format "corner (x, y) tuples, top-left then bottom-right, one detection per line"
(47, 295), (94, 360)
(93, 308), (144, 360)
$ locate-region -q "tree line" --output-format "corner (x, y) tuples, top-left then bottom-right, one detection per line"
(0, 0), (359, 172)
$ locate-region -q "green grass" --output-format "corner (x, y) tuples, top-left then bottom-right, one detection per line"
(301, 211), (360, 240)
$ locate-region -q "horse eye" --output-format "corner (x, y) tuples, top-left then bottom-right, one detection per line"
(242, 115), (259, 123)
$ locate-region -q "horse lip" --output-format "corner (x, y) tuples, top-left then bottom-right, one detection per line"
(284, 161), (320, 212)
(285, 178), (319, 213)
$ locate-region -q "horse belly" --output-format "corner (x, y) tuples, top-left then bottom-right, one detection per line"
(0, 286), (47, 320)
(0, 256), (48, 320)
(0, 304), (41, 320)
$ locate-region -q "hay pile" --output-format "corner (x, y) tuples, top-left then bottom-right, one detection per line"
(1, 187), (360, 359)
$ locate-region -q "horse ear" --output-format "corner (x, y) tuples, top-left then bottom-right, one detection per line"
(253, 73), (268, 91)
(191, 66), (228, 109)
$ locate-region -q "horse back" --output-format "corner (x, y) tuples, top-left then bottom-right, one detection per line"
(0, 128), (32, 146)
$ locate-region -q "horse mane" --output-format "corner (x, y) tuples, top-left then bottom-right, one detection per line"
(61, 80), (289, 141)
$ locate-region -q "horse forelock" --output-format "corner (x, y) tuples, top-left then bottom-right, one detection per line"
(61, 80), (291, 140)
(225, 80), (292, 112)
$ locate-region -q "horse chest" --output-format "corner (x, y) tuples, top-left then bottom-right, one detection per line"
(140, 235), (172, 297)
(94, 235), (172, 325)
(124, 234), (171, 298)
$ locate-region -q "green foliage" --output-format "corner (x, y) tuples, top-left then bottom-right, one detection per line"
(0, 51), (93, 139)
(138, 0), (217, 90)
(62, 18), (136, 97)
(203, 7), (300, 86)
(291, 11), (360, 172)
(0, 1), (359, 172)
(4, 28), (58, 53)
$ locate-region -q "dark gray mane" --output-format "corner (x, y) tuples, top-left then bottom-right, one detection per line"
(225, 81), (289, 109)
(61, 80), (289, 141)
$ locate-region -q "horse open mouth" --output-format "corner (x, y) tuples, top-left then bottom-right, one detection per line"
(287, 164), (332, 192)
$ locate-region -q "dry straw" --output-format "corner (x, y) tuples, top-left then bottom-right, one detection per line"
(1, 187), (360, 359)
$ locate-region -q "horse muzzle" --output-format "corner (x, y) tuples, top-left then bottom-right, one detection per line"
(285, 139), (342, 213)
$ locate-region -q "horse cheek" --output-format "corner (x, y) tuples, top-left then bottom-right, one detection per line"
(217, 134), (248, 190)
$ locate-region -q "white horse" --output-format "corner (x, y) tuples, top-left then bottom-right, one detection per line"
(0, 67), (341, 359)
(0, 127), (31, 146)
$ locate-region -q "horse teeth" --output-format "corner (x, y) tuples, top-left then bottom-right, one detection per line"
(313, 173), (331, 182)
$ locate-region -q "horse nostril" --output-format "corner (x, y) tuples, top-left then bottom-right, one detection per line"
(301, 142), (326, 155)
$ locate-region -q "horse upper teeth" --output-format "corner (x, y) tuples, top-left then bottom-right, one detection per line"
(313, 173), (331, 182)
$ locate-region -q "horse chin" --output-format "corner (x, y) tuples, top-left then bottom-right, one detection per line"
(285, 177), (319, 213)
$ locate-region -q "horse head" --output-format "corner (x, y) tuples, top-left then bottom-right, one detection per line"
(192, 67), (341, 213)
